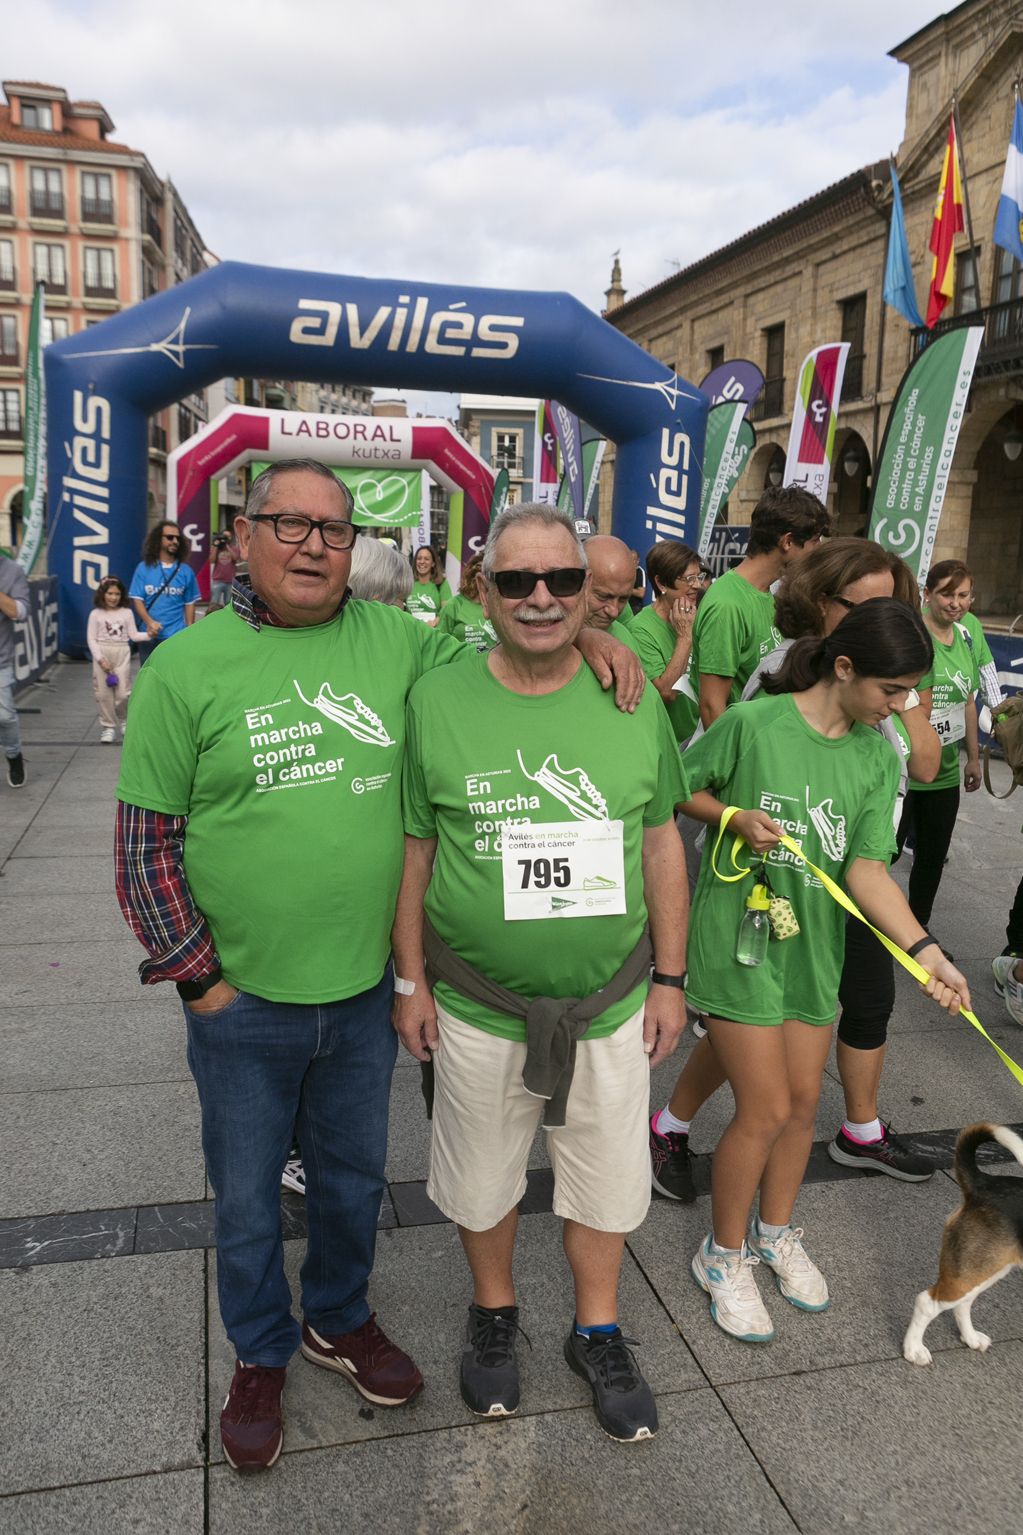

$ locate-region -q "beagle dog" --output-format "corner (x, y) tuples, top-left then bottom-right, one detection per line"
(903, 1123), (1023, 1366)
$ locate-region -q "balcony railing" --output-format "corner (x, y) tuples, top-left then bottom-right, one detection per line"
(0, 188), (11, 214)
(0, 343), (19, 366)
(0, 268), (13, 291)
(81, 196), (114, 224)
(912, 296), (1023, 379)
(750, 377), (786, 420)
(492, 454), (524, 474)
(84, 279), (117, 299)
(29, 192), (64, 220)
(0, 418), (22, 439)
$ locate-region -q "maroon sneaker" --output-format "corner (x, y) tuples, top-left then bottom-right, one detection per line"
(220, 1362), (286, 1473)
(301, 1313), (423, 1405)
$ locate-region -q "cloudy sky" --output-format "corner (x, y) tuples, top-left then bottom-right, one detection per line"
(10, 0), (942, 405)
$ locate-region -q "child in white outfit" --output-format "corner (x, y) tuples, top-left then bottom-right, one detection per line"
(87, 578), (148, 742)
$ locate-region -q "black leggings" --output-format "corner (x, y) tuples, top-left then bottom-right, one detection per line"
(1006, 874), (1023, 954)
(896, 784), (960, 927)
(837, 915), (895, 1051)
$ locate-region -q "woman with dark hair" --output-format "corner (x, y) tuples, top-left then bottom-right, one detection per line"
(653, 540), (942, 1200)
(435, 552), (497, 650)
(406, 545), (452, 625)
(898, 559), (982, 930)
(128, 520), (200, 659)
(628, 541), (702, 742)
(675, 600), (967, 1344)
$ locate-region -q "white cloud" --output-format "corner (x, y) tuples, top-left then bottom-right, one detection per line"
(8, 0), (939, 323)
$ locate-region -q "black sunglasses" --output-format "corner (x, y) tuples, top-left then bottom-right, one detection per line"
(488, 567), (587, 600)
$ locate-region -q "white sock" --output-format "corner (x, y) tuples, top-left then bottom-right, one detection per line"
(755, 1218), (789, 1240)
(709, 1234), (741, 1257)
(655, 1106), (691, 1136)
(843, 1117), (882, 1144)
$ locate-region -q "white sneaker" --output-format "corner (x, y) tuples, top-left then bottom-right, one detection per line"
(281, 1157), (306, 1196)
(748, 1224), (829, 1312)
(100, 727), (115, 744)
(119, 723), (127, 739)
(992, 956), (1023, 1025)
(691, 1235), (774, 1342)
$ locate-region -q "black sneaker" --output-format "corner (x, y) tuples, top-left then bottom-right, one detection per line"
(564, 1327), (657, 1442)
(827, 1123), (935, 1182)
(6, 753), (25, 788)
(460, 1304), (527, 1417)
(649, 1113), (696, 1203)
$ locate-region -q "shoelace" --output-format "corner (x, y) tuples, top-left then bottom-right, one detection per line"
(227, 1365), (284, 1423)
(722, 1248), (763, 1304)
(345, 1313), (405, 1367)
(769, 1228), (814, 1274)
(579, 1331), (643, 1394)
(470, 1310), (533, 1368)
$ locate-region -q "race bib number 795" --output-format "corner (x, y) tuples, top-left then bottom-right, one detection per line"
(500, 820), (627, 920)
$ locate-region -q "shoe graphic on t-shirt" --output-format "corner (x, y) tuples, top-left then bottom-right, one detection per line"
(516, 750), (608, 821)
(293, 679), (395, 747)
(806, 793), (846, 861)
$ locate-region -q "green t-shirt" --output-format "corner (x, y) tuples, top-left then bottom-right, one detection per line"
(407, 580), (452, 620)
(914, 622), (979, 791)
(436, 593), (497, 650)
(683, 693), (899, 1027)
(116, 602), (461, 1003)
(690, 569), (781, 707)
(608, 618), (638, 648)
(402, 652), (690, 1041)
(960, 609), (994, 670)
(627, 604), (698, 743)
(615, 603), (635, 628)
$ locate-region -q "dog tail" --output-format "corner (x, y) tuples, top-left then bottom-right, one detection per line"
(955, 1122), (1023, 1193)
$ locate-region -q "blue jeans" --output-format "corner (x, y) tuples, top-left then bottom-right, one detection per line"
(0, 663), (21, 758)
(184, 968), (398, 1366)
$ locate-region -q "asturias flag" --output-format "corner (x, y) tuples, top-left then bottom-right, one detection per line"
(883, 162), (924, 328)
(994, 97), (1023, 266)
(926, 114), (965, 328)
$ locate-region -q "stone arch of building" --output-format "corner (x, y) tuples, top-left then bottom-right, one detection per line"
(165, 405), (496, 599)
(44, 260), (707, 654)
(966, 402), (1023, 615)
(832, 428), (872, 536)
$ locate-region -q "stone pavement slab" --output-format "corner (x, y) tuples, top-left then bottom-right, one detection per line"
(0, 853), (115, 894)
(206, 1215), (704, 1462)
(0, 1000), (188, 1093)
(0, 1469), (204, 1535)
(6, 939), (151, 1006)
(0, 890), (130, 944)
(0, 1250), (204, 1496)
(0, 1082), (204, 1216)
(720, 1340), (1023, 1535)
(208, 1387), (797, 1535)
(861, 1016), (1023, 1134)
(9, 822), (122, 859)
(627, 1172), (1023, 1385)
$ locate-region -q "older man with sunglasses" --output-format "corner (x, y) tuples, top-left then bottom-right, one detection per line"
(114, 462), (643, 1473)
(392, 502), (690, 1443)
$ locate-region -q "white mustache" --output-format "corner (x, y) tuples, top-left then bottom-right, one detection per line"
(515, 605), (567, 623)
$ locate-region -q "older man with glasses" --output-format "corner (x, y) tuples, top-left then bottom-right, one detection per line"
(114, 461), (643, 1473)
(392, 502), (689, 1443)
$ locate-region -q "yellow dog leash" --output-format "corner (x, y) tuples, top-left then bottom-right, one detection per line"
(711, 805), (1023, 1089)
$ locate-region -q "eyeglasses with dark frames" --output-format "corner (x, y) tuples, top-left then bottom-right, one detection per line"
(249, 512), (358, 551)
(488, 567), (587, 600)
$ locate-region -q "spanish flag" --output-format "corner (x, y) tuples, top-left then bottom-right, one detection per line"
(925, 114), (965, 328)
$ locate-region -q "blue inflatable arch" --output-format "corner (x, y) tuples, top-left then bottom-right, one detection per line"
(45, 260), (707, 653)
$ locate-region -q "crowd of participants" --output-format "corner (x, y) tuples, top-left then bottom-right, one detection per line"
(46, 455), (1010, 1469)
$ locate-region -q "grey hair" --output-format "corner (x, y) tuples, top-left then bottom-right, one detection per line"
(347, 537), (413, 606)
(245, 458), (355, 519)
(482, 501), (587, 576)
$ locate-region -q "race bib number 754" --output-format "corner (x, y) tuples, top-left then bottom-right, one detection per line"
(500, 820), (626, 920)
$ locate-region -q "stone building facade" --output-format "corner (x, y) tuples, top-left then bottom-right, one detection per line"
(604, 0), (1023, 616)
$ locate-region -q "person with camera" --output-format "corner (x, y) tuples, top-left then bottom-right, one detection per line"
(209, 529), (239, 608)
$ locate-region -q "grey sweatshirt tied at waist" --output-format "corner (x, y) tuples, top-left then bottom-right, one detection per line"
(423, 917), (652, 1128)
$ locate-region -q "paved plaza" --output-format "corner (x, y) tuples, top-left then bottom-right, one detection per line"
(3, 659), (1023, 1533)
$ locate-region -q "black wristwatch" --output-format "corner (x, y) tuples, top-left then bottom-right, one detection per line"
(176, 968), (223, 1002)
(651, 970), (688, 989)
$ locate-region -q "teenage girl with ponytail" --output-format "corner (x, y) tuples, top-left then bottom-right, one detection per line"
(677, 599), (969, 1344)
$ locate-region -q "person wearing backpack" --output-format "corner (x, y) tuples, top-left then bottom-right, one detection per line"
(897, 561), (981, 933)
(129, 522), (199, 663)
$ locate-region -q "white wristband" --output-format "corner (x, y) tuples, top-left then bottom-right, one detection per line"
(393, 976), (416, 996)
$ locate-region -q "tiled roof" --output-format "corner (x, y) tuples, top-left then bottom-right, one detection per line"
(4, 81), (67, 93)
(0, 106), (140, 156)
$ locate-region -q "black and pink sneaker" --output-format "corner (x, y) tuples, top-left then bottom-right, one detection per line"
(649, 1113), (696, 1203)
(827, 1123), (934, 1181)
